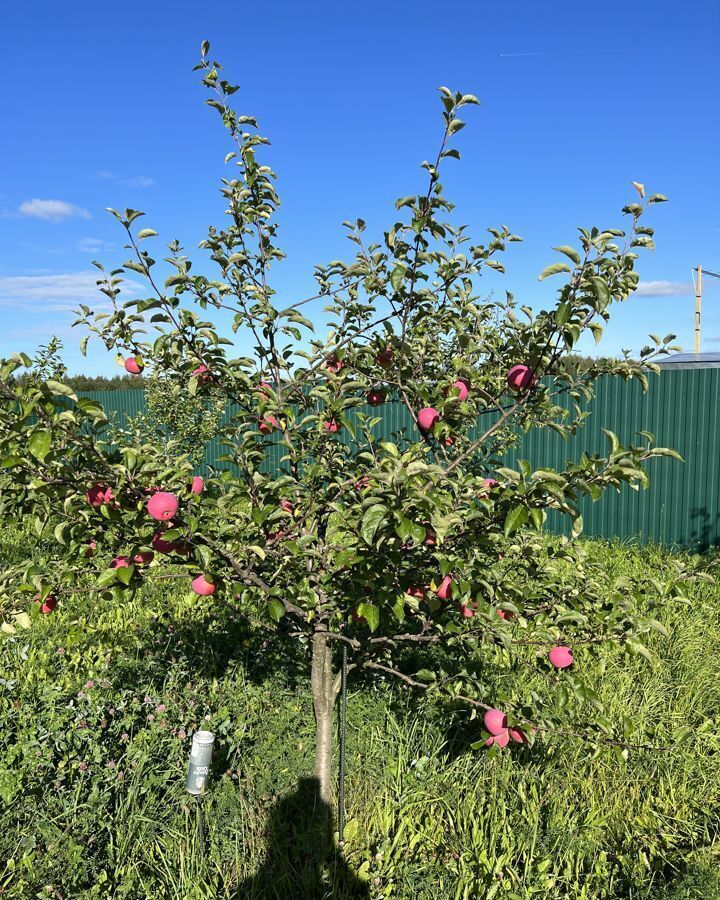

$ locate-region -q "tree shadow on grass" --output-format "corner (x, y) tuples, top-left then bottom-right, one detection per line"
(234, 777), (369, 900)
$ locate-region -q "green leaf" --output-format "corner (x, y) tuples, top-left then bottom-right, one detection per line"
(652, 447), (683, 461)
(356, 602), (379, 632)
(137, 228), (158, 240)
(115, 564), (135, 586)
(361, 505), (387, 545)
(28, 430), (51, 462)
(538, 262), (571, 281)
(390, 265), (407, 292)
(1, 455), (25, 468)
(504, 505), (528, 537)
(552, 245), (581, 265)
(268, 599), (285, 622)
(45, 380), (77, 400)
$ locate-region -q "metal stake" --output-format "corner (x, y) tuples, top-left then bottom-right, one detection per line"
(338, 641), (348, 846)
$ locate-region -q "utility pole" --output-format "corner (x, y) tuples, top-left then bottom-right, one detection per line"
(692, 266), (720, 354)
(695, 266), (702, 355)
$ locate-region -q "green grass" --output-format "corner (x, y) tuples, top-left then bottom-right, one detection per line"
(1, 529), (719, 898)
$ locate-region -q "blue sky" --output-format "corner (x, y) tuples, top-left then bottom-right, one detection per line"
(1, 0), (718, 375)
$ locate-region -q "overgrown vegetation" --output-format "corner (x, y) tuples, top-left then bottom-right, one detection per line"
(1, 526), (718, 899)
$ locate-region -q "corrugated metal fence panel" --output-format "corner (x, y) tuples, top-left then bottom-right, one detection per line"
(80, 368), (720, 548)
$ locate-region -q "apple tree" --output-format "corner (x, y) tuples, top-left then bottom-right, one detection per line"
(0, 42), (696, 803)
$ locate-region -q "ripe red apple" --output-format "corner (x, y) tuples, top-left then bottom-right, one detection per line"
(190, 476), (204, 495)
(417, 407), (440, 431)
(479, 477), (499, 499)
(509, 726), (528, 745)
(256, 381), (273, 399)
(132, 551), (154, 565)
(405, 585), (426, 600)
(494, 729), (510, 748)
(458, 601), (476, 618)
(435, 575), (453, 601)
(366, 389), (386, 406)
(496, 609), (515, 621)
(279, 499), (294, 513)
(444, 436), (455, 447)
(192, 364), (212, 384)
(147, 491), (179, 521)
(86, 484), (114, 508)
(325, 355), (344, 373)
(34, 593), (57, 614)
(323, 418), (340, 433)
(376, 346), (393, 369)
(354, 475), (370, 491)
(259, 415), (280, 434)
(507, 364), (535, 392)
(84, 540), (97, 558)
(423, 527), (436, 546)
(124, 356), (144, 375)
(445, 378), (470, 401)
(484, 708), (508, 736)
(151, 532), (179, 555)
(110, 555), (131, 569)
(191, 574), (216, 596)
(548, 646), (574, 669)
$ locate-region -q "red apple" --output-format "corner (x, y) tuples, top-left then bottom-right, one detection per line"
(147, 492), (179, 521)
(417, 407), (440, 431)
(354, 475), (370, 491)
(507, 364), (535, 392)
(496, 609), (515, 621)
(444, 436), (455, 447)
(152, 532), (176, 554)
(124, 356), (144, 375)
(351, 607), (366, 625)
(458, 601), (476, 618)
(259, 415), (280, 435)
(192, 364), (212, 384)
(436, 575), (453, 601)
(423, 527), (436, 546)
(190, 476), (204, 495)
(84, 540), (97, 558)
(34, 593), (57, 614)
(132, 551), (154, 565)
(323, 419), (340, 433)
(484, 708), (508, 736)
(86, 484), (114, 508)
(110, 555), (131, 569)
(445, 378), (470, 401)
(479, 478), (499, 499)
(509, 726), (528, 745)
(376, 346), (393, 369)
(280, 499), (294, 513)
(366, 389), (386, 406)
(325, 355), (344, 373)
(494, 729), (510, 748)
(405, 585), (426, 600)
(548, 646), (574, 669)
(191, 574), (216, 596)
(256, 381), (273, 400)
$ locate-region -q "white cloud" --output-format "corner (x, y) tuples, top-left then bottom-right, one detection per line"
(77, 237), (114, 253)
(96, 170), (155, 188)
(0, 271), (142, 313)
(18, 199), (91, 222)
(634, 280), (692, 297)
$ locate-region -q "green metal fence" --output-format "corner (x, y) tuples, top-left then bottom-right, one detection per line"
(82, 367), (720, 549)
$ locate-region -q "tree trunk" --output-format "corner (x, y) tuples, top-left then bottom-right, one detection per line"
(311, 627), (337, 805)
